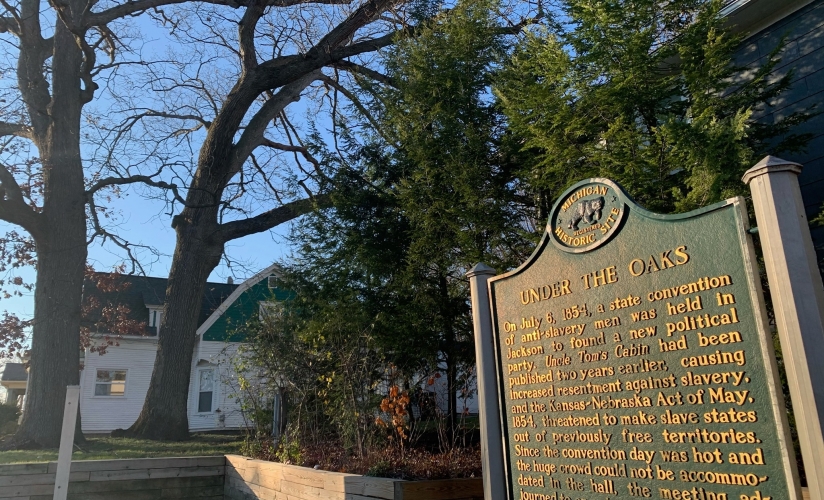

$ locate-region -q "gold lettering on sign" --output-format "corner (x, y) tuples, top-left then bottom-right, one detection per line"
(561, 185), (609, 211)
(600, 207), (622, 234)
(518, 280), (572, 305)
(628, 246), (690, 276)
(582, 265), (618, 289)
(495, 190), (790, 500)
(554, 226), (596, 247)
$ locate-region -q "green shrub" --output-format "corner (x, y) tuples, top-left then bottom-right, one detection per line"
(0, 405), (20, 435)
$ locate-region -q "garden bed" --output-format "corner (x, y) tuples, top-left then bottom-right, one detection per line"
(294, 443), (481, 480)
(0, 455), (483, 500)
(225, 454), (483, 500)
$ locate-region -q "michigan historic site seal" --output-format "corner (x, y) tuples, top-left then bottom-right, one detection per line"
(549, 178), (625, 252)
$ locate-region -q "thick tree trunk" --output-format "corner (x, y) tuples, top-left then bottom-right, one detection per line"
(119, 0), (397, 441)
(438, 273), (458, 445)
(127, 215), (223, 440)
(17, 236), (86, 447)
(14, 8), (88, 448)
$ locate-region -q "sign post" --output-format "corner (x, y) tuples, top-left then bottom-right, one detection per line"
(53, 385), (80, 500)
(479, 178), (802, 500)
(468, 263), (506, 500)
(743, 156), (824, 500)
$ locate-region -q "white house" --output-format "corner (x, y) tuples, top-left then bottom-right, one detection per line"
(78, 264), (283, 434)
(0, 361), (27, 408)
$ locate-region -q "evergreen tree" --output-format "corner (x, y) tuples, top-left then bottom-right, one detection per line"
(268, 0), (533, 448)
(380, 0), (530, 433)
(496, 0), (811, 213)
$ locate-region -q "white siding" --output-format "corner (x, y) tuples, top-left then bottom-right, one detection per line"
(187, 340), (249, 431)
(79, 339), (158, 433)
(429, 363), (479, 415)
(79, 337), (252, 433)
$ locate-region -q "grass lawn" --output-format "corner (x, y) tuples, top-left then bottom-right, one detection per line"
(0, 433), (244, 464)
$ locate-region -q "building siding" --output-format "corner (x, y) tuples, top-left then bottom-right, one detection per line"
(80, 338), (251, 433)
(80, 339), (158, 433)
(737, 0), (824, 267)
(188, 340), (248, 431)
(201, 278), (289, 342)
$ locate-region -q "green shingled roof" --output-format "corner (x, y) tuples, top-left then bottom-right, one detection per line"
(201, 276), (290, 342)
(81, 269), (286, 342)
(82, 273), (238, 337)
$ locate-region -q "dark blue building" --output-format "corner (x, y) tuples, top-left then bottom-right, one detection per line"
(727, 0), (824, 269)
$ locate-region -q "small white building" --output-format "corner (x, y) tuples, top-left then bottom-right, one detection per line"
(0, 362), (27, 408)
(78, 264), (283, 434)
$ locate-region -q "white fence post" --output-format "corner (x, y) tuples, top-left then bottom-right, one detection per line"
(743, 156), (824, 500)
(53, 385), (80, 500)
(467, 263), (505, 500)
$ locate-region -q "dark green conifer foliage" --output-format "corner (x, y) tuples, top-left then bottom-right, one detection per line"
(264, 0), (532, 448)
(496, 0), (812, 213)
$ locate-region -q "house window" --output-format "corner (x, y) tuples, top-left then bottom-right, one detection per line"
(259, 301), (283, 321)
(197, 369), (214, 413)
(95, 370), (127, 396)
(148, 308), (163, 336)
(267, 275), (277, 289)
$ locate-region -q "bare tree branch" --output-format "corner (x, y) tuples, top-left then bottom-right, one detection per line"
(331, 60), (396, 87)
(16, 0), (52, 139)
(259, 138), (313, 157)
(86, 0), (352, 28)
(86, 197), (155, 275)
(86, 174), (189, 205)
(78, 35), (100, 103)
(328, 28), (405, 60)
(0, 163), (41, 235)
(106, 110), (209, 158)
(134, 111), (211, 128)
(276, 110), (332, 183)
(230, 70), (322, 174)
(237, 0), (265, 70)
(308, 0), (395, 55)
(218, 193), (331, 242)
(0, 165), (27, 207)
(248, 153), (284, 204)
(253, 1), (403, 80)
(0, 15), (19, 35)
(0, 0), (19, 26)
(319, 74), (391, 144)
(260, 137), (323, 176)
(0, 122), (32, 139)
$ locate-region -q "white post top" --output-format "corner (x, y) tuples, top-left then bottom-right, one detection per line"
(742, 155), (803, 184)
(466, 262), (496, 278)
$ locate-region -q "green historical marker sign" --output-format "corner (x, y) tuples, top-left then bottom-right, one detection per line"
(489, 179), (800, 500)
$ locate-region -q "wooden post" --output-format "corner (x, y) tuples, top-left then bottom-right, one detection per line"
(53, 385), (80, 500)
(743, 156), (824, 500)
(272, 388), (283, 442)
(467, 263), (505, 500)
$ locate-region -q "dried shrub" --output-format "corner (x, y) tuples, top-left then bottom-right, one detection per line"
(246, 441), (481, 480)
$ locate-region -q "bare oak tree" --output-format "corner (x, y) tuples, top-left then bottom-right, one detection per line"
(87, 0), (411, 440)
(1, 0), (373, 447)
(0, 0), (111, 447)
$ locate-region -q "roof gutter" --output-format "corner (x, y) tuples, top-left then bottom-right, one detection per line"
(722, 0), (817, 39)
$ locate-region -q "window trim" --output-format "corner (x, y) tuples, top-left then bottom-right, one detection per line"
(93, 368), (128, 398)
(259, 301), (283, 321)
(148, 307), (163, 336)
(195, 367), (216, 414)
